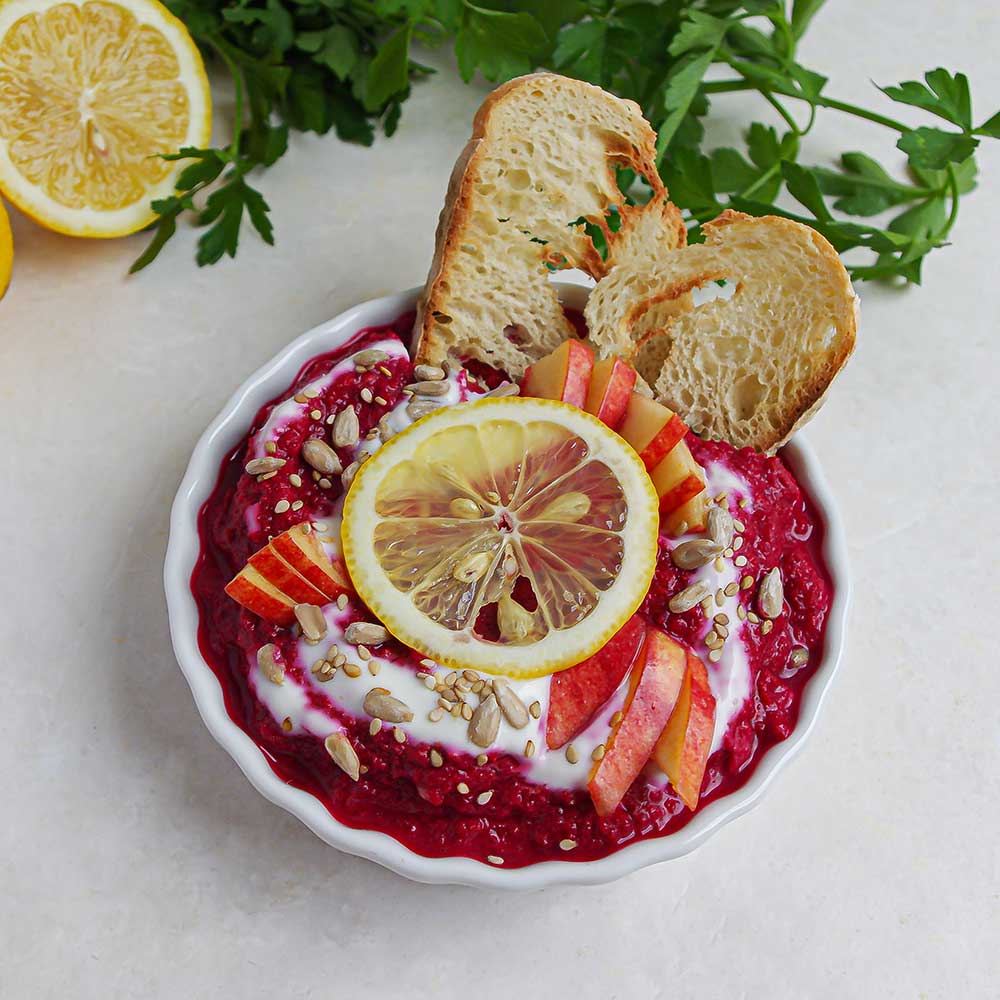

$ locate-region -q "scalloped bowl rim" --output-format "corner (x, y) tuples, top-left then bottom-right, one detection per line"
(164, 282), (851, 890)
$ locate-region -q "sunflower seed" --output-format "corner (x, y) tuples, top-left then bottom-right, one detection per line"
(257, 644), (284, 684)
(363, 687), (414, 723)
(245, 456), (286, 476)
(668, 580), (711, 614)
(671, 539), (724, 570)
(406, 379), (450, 397)
(353, 348), (389, 366)
(481, 381), (520, 398)
(453, 550), (492, 583)
(413, 363), (445, 381)
(324, 733), (360, 781)
(341, 461), (359, 491)
(492, 678), (530, 729)
(294, 604), (327, 642)
(300, 438), (341, 476)
(468, 694), (501, 748)
(706, 506), (735, 549)
(758, 568), (784, 619)
(332, 406), (360, 448)
(406, 399), (443, 421)
(345, 622), (388, 646)
(378, 414), (396, 442)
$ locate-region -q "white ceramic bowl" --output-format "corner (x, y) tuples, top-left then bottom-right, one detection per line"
(164, 282), (851, 890)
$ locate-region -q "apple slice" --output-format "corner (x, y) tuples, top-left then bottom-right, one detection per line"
(618, 393), (688, 471)
(224, 565), (297, 626)
(248, 546), (330, 605)
(588, 627), (687, 817)
(650, 439), (706, 516)
(521, 339), (594, 409)
(653, 650), (716, 811)
(585, 356), (637, 430)
(546, 614), (646, 750)
(662, 491), (707, 537)
(270, 523), (351, 600)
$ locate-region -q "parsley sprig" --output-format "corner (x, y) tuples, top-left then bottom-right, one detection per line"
(133, 0), (999, 284)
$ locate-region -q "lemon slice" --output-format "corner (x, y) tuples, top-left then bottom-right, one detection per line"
(342, 396), (659, 678)
(0, 0), (210, 237)
(0, 198), (11, 299)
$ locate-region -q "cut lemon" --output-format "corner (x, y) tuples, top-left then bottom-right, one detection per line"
(0, 0), (210, 237)
(342, 396), (660, 678)
(0, 197), (10, 298)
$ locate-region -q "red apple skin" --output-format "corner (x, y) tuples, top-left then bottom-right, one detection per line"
(618, 394), (688, 471)
(653, 651), (716, 810)
(270, 524), (350, 600)
(546, 615), (646, 750)
(225, 566), (297, 626)
(662, 492), (707, 536)
(588, 627), (687, 818)
(248, 546), (330, 605)
(657, 474), (705, 515)
(521, 339), (594, 409)
(585, 357), (637, 430)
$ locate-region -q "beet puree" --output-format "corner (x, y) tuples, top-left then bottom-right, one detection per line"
(190, 313), (833, 867)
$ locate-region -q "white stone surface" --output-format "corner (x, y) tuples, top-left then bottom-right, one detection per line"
(2, 2), (998, 996)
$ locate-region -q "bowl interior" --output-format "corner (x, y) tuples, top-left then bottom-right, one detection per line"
(164, 281), (850, 889)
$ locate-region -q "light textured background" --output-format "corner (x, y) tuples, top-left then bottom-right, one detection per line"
(2, 2), (998, 997)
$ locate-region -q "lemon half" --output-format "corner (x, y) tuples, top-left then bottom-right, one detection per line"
(0, 0), (210, 237)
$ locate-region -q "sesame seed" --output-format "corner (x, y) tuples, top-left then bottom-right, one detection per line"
(325, 414), (336, 425)
(374, 396), (388, 407)
(705, 631), (721, 648)
(714, 556), (725, 572)
(304, 387), (319, 399)
(456, 782), (470, 795)
(565, 744), (579, 764)
(430, 749), (444, 767)
(716, 623), (729, 639)
(461, 703), (473, 721)
(281, 717), (293, 732)
(428, 708), (444, 722)
(737, 604), (747, 620)
(343, 663), (362, 678)
(741, 575), (755, 590)
(715, 589), (726, 607)
(361, 388), (373, 403)
(738, 498), (749, 509)
(761, 620), (774, 635)
(748, 611), (760, 624)
(724, 582), (739, 597)
(368, 660), (380, 676)
(378, 365), (393, 377)
(294, 393), (307, 404)
(529, 700), (541, 719)
(337, 593), (349, 610)
(310, 409), (322, 420)
(591, 744), (606, 762)
(291, 500), (304, 511)
(735, 555), (748, 567)
(265, 441), (277, 455)
(734, 519), (746, 532)
(524, 739), (535, 758)
(288, 474), (301, 489)
(357, 644), (371, 660)
(559, 839), (577, 852)
(420, 658), (436, 668)
(445, 671), (458, 686)
(369, 718), (382, 736)
(258, 471), (276, 482)
(477, 790), (493, 805)
(487, 855), (504, 865)
(708, 649), (722, 662)
(274, 499), (290, 514)
(319, 478), (332, 489)
(423, 675), (437, 691)
(476, 754), (488, 766)
(610, 710), (623, 727)
(393, 728), (406, 744)
(723, 547), (734, 558)
(733, 536), (744, 551)
(715, 613), (729, 625)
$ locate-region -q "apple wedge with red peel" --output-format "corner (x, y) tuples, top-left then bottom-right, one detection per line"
(248, 546), (330, 606)
(270, 523), (351, 600)
(588, 627), (687, 818)
(224, 565), (297, 626)
(662, 490), (707, 537)
(546, 614), (646, 750)
(650, 439), (706, 517)
(585, 356), (636, 430)
(521, 339), (594, 409)
(617, 393), (688, 472)
(653, 650), (716, 811)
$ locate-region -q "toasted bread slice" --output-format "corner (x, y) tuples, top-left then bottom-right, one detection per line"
(413, 73), (672, 378)
(586, 211), (859, 453)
